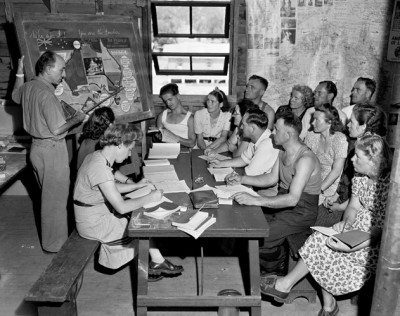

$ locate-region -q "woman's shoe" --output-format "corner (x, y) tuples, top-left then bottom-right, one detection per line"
(149, 259), (184, 275)
(317, 300), (339, 316)
(260, 275), (290, 303)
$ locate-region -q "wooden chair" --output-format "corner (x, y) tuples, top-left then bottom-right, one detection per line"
(25, 230), (100, 316)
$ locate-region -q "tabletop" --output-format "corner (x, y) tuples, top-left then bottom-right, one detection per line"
(0, 153), (27, 193)
(128, 149), (268, 239)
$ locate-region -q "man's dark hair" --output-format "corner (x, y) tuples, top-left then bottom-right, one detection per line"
(244, 108), (269, 129)
(249, 74), (269, 90)
(319, 80), (338, 102)
(357, 77), (376, 97)
(159, 83), (179, 97)
(237, 99), (258, 117)
(35, 51), (57, 76)
(279, 111), (302, 135)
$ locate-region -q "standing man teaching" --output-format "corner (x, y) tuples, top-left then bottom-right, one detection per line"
(13, 51), (87, 253)
(244, 75), (275, 130)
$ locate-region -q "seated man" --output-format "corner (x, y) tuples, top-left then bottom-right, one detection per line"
(156, 83), (196, 147)
(210, 109), (279, 177)
(229, 112), (321, 275)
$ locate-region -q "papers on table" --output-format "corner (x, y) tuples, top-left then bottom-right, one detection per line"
(191, 185), (232, 205)
(207, 167), (234, 182)
(143, 159), (170, 166)
(214, 184), (260, 199)
(143, 201), (181, 220)
(154, 180), (191, 193)
(172, 211), (216, 239)
(148, 143), (180, 159)
(198, 154), (231, 161)
(143, 165), (179, 182)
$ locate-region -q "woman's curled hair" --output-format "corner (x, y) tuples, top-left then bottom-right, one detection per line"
(352, 103), (387, 137)
(99, 123), (142, 148)
(81, 107), (115, 141)
(315, 103), (345, 134)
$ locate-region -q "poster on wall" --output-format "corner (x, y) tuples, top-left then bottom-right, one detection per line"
(14, 13), (154, 125)
(387, 0), (400, 62)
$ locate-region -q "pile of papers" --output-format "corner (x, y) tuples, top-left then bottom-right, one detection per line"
(143, 201), (181, 220)
(148, 143), (180, 159)
(172, 211), (216, 239)
(143, 165), (179, 182)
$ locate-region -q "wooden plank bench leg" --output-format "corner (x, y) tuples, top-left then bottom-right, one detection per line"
(248, 239), (262, 316)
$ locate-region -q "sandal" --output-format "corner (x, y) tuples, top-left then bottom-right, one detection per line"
(317, 300), (339, 316)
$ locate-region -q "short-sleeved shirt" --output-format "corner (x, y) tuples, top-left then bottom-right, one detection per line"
(194, 108), (231, 138)
(74, 151), (114, 205)
(12, 77), (67, 140)
(241, 129), (279, 176)
(305, 131), (348, 199)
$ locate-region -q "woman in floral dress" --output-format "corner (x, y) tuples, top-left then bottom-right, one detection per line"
(261, 134), (391, 316)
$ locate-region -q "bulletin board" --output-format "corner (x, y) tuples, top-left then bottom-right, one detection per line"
(14, 13), (154, 124)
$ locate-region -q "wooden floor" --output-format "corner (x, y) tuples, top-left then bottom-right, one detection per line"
(0, 195), (362, 316)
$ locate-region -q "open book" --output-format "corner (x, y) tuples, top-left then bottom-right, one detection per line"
(172, 211), (216, 239)
(311, 226), (371, 248)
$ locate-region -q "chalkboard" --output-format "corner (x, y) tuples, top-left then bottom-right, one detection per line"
(14, 13), (154, 124)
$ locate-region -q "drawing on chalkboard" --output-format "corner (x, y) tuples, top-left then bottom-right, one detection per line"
(14, 13), (154, 124)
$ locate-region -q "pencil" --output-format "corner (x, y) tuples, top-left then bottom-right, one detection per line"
(341, 219), (347, 234)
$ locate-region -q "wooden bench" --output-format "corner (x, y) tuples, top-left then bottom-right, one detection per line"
(25, 230), (100, 316)
(284, 230), (317, 304)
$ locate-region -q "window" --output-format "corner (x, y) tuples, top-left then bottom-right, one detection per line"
(151, 0), (232, 95)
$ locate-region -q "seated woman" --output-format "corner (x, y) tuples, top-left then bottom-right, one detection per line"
(325, 104), (387, 224)
(74, 123), (183, 276)
(77, 107), (115, 170)
(275, 85), (314, 140)
(156, 83), (196, 147)
(204, 99), (258, 158)
(194, 87), (232, 150)
(261, 134), (391, 316)
(304, 103), (348, 211)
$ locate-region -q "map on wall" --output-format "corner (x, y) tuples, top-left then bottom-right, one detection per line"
(14, 13), (154, 124)
(246, 0), (394, 109)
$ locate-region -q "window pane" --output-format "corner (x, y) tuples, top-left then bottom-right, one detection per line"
(192, 56), (225, 71)
(157, 56), (190, 70)
(156, 6), (189, 34)
(192, 7), (226, 34)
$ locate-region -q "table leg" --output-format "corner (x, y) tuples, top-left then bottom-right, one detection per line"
(248, 239), (261, 316)
(136, 239), (149, 316)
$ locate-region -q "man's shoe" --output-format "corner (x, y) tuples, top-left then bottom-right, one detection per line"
(149, 259), (184, 275)
(260, 275), (289, 303)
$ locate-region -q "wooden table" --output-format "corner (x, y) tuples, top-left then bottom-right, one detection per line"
(0, 153), (27, 194)
(128, 149), (268, 316)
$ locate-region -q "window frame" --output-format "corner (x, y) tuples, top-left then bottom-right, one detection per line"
(150, 0), (232, 78)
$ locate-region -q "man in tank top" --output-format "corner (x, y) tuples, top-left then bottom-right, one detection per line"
(230, 112), (321, 275)
(156, 83), (196, 148)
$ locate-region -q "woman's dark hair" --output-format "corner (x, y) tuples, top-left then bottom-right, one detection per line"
(355, 134), (392, 177)
(99, 123), (142, 148)
(352, 103), (387, 137)
(207, 87), (231, 112)
(81, 107), (115, 141)
(35, 51), (57, 76)
(237, 99), (258, 117)
(315, 103), (345, 134)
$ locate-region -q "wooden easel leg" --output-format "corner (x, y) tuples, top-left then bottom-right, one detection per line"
(248, 239), (261, 316)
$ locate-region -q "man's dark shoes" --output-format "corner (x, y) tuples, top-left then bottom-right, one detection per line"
(260, 275), (289, 303)
(149, 259), (184, 275)
(317, 300), (339, 316)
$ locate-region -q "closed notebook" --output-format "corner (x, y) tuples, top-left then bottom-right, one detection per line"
(189, 190), (218, 209)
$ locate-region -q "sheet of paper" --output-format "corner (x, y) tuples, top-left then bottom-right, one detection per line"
(144, 172), (179, 183)
(191, 184), (217, 193)
(143, 196), (172, 209)
(148, 143), (180, 159)
(198, 154), (231, 161)
(214, 184), (260, 199)
(154, 180), (191, 193)
(219, 197), (233, 205)
(207, 167), (233, 182)
(178, 217), (216, 239)
(144, 159), (170, 166)
(310, 226), (338, 236)
(143, 165), (176, 174)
